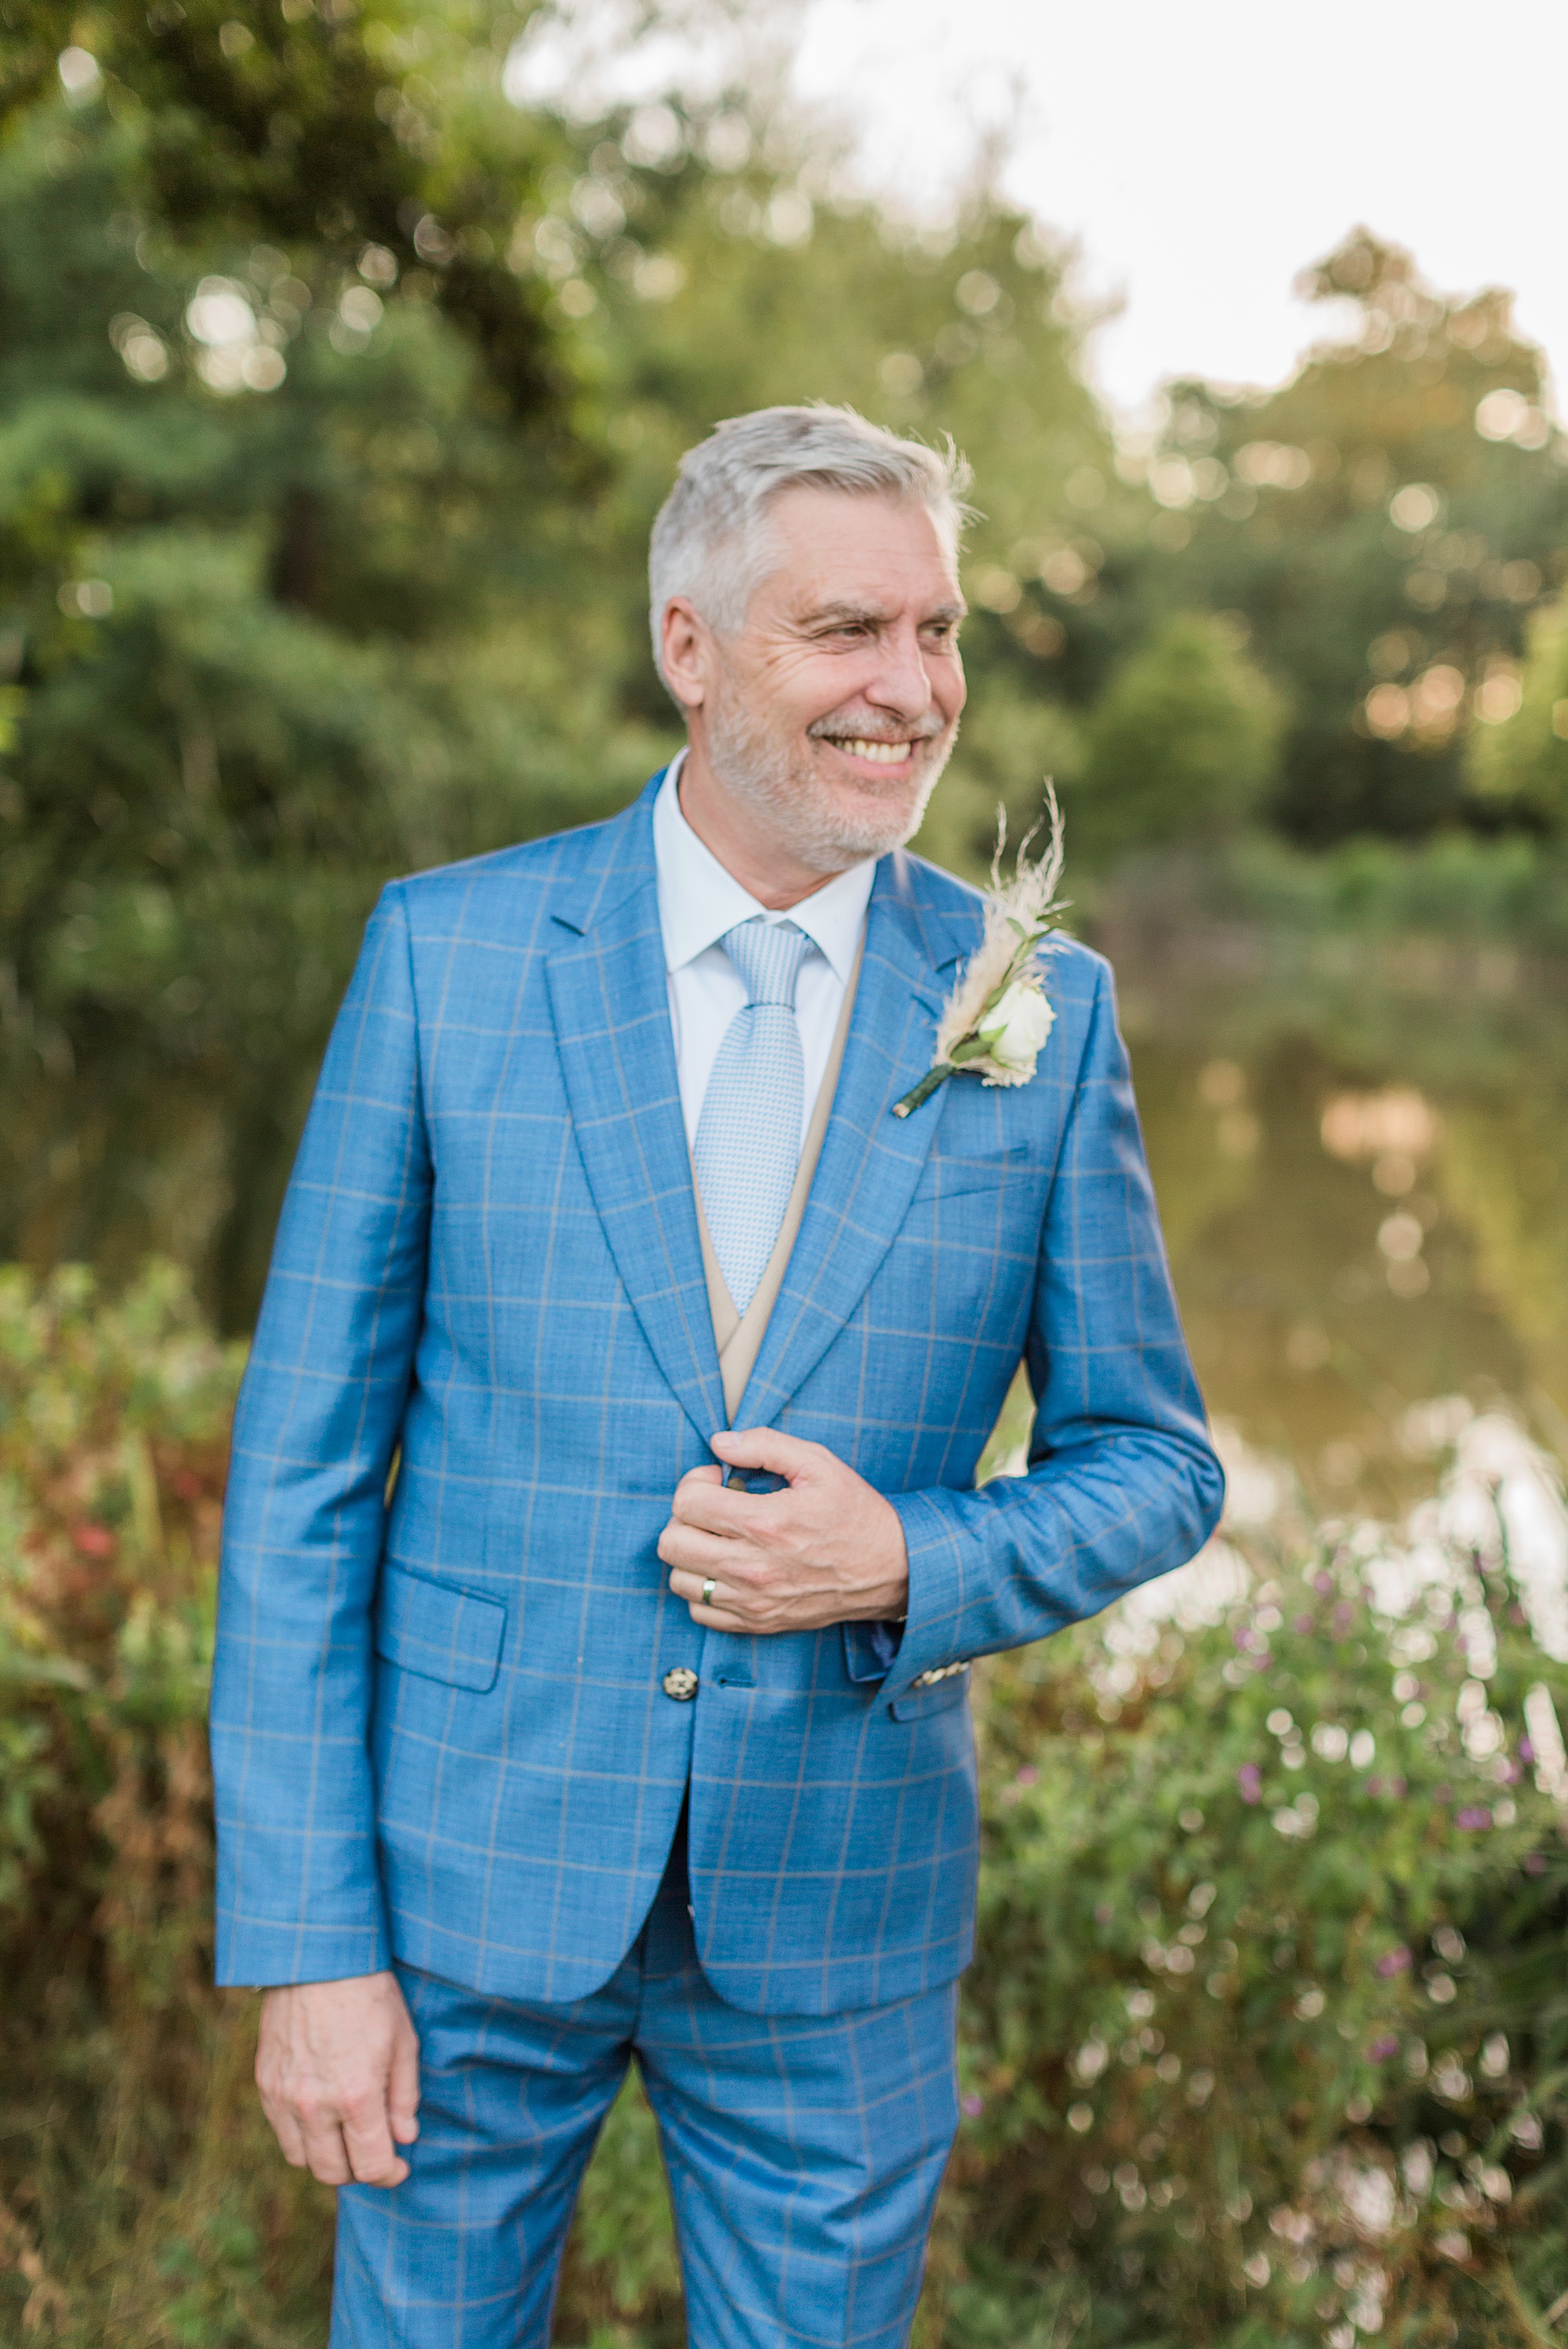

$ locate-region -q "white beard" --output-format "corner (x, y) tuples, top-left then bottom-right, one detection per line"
(703, 680), (956, 877)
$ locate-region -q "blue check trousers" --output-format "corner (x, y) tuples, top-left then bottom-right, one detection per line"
(330, 1821), (960, 2348)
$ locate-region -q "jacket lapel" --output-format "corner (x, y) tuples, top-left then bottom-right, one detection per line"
(544, 786), (727, 1446)
(731, 852), (970, 1429)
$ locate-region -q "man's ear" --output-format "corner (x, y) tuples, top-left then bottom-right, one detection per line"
(660, 596), (710, 712)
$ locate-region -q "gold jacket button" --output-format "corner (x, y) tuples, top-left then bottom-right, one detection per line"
(662, 1666), (699, 1701)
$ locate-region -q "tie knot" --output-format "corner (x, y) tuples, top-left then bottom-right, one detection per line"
(722, 918), (811, 1009)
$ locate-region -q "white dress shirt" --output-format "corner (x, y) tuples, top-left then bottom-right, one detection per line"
(653, 753), (876, 1153)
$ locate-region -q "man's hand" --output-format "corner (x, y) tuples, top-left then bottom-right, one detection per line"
(659, 1428), (909, 1635)
(256, 1970), (419, 2188)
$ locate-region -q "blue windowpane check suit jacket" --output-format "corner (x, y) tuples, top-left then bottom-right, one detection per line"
(211, 772), (1223, 2017)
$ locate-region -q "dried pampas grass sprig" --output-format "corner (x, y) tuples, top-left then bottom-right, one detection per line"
(893, 786), (1067, 1120)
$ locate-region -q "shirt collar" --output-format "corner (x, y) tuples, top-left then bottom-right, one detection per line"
(652, 750), (876, 985)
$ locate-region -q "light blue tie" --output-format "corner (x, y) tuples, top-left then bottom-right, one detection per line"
(693, 919), (813, 1315)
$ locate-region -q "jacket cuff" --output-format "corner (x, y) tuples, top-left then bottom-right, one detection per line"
(882, 1487), (971, 1699)
(215, 1911), (393, 1990)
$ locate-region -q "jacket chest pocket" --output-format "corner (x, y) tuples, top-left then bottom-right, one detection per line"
(907, 1143), (1037, 1211)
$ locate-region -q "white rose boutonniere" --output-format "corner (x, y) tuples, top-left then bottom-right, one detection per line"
(974, 974), (1055, 1077)
(894, 788), (1066, 1120)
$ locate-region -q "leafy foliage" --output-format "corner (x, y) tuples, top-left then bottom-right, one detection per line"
(1073, 612), (1284, 862)
(0, 20), (1112, 1327)
(7, 22), (1568, 1331)
(2, 0), (568, 416)
(1470, 594), (1568, 830)
(3, 1264), (1568, 2344)
(1146, 230), (1568, 847)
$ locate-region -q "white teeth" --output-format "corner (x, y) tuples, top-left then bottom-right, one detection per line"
(837, 738), (912, 764)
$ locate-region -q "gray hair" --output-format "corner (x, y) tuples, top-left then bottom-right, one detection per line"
(648, 403), (971, 684)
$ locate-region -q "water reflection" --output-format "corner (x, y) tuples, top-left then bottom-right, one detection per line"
(1120, 952), (1568, 1511)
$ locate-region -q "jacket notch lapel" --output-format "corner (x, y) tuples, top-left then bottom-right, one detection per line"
(731, 855), (971, 1428)
(545, 800), (726, 1446)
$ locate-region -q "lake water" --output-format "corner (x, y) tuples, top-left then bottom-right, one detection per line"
(1109, 928), (1568, 1512)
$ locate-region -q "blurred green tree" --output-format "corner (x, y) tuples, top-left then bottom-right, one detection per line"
(16, 28), (1568, 1328)
(1143, 229), (1568, 845)
(1468, 591), (1568, 830)
(0, 29), (1110, 1323)
(1, 0), (566, 417)
(0, 16), (630, 1324)
(1069, 612), (1285, 865)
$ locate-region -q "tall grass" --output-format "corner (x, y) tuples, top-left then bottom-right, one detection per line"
(2, 1265), (1566, 2345)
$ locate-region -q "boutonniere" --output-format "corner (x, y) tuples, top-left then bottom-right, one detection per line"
(894, 787), (1067, 1120)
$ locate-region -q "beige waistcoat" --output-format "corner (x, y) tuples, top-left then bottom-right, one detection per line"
(694, 942), (862, 1423)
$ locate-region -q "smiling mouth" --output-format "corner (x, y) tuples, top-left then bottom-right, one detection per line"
(827, 736), (920, 766)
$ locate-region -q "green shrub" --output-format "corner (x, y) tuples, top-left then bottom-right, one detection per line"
(2, 1265), (1566, 2344)
(1468, 595), (1568, 833)
(937, 1522), (1568, 2347)
(1069, 615), (1286, 868)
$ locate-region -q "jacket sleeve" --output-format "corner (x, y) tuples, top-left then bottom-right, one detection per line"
(882, 957), (1225, 1701)
(211, 883), (432, 1986)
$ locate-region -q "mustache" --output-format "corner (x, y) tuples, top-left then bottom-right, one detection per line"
(807, 714), (948, 746)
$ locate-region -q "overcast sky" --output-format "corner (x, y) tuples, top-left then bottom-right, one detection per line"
(520, 0), (1568, 418)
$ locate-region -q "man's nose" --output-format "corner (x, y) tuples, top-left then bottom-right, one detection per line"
(863, 622), (936, 717)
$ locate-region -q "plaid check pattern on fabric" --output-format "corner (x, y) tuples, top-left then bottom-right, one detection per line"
(211, 771), (1224, 2014)
(692, 917), (812, 1314)
(330, 1821), (957, 2348)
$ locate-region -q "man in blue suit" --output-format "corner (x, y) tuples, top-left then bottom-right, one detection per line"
(212, 404), (1223, 2346)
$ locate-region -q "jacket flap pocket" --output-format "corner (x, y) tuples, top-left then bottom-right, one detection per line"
(375, 1564), (506, 1693)
(889, 1668), (970, 1723)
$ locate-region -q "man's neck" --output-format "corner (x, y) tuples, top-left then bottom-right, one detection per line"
(675, 744), (841, 912)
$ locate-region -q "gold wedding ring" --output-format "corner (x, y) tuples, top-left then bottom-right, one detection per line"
(700, 1577), (717, 1607)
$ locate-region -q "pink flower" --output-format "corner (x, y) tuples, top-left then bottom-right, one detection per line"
(1375, 1947), (1411, 1978)
(1456, 1806), (1492, 1831)
(961, 2093), (984, 2118)
(1238, 1763), (1262, 1805)
(1015, 1764), (1039, 1786)
(1368, 2034), (1400, 2061)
